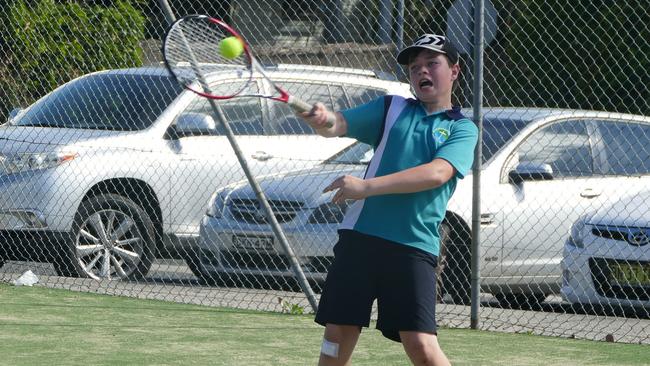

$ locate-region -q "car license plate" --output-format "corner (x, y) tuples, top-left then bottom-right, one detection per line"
(232, 235), (274, 251)
(610, 262), (650, 286)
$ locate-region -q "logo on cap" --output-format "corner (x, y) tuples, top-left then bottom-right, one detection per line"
(397, 33), (459, 65)
(414, 35), (446, 48)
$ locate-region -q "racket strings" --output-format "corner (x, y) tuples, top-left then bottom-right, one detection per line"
(164, 17), (250, 97)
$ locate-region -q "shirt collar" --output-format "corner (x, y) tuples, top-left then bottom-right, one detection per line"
(445, 105), (465, 120)
(417, 102), (465, 120)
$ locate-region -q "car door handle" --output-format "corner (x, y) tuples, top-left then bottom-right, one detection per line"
(251, 151), (273, 161)
(580, 188), (601, 198)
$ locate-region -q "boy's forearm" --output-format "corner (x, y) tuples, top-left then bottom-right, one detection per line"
(364, 159), (455, 197)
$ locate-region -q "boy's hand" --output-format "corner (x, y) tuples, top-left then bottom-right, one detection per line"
(323, 175), (370, 204)
(298, 102), (333, 130)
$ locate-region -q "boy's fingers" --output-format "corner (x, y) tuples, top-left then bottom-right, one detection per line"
(332, 190), (344, 204)
(308, 104), (319, 116)
(323, 177), (343, 193)
(323, 183), (337, 193)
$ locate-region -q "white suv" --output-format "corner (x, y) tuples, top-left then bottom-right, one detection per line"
(0, 65), (412, 280)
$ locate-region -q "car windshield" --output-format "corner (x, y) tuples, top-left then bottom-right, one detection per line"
(323, 117), (531, 165)
(324, 142), (374, 165)
(11, 73), (184, 131)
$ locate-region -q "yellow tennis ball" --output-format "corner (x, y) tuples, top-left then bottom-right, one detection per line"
(219, 36), (244, 60)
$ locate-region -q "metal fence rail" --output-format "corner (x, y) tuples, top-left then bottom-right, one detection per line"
(1, 0), (649, 345)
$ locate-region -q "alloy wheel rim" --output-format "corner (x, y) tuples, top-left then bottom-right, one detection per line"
(75, 208), (144, 280)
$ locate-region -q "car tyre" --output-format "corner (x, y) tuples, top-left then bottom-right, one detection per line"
(495, 293), (547, 309)
(184, 249), (241, 287)
(185, 250), (217, 285)
(53, 194), (155, 280)
(438, 221), (471, 305)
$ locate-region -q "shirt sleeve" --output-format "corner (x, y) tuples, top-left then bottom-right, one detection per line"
(433, 119), (479, 179)
(340, 96), (386, 146)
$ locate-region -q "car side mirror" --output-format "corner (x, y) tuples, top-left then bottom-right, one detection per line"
(508, 161), (554, 184)
(167, 112), (217, 139)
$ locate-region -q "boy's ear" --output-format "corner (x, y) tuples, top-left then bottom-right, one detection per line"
(451, 63), (460, 81)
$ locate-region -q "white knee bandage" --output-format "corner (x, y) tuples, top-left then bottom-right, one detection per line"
(321, 339), (340, 358)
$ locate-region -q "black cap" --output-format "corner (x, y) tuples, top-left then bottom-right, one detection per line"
(396, 34), (460, 65)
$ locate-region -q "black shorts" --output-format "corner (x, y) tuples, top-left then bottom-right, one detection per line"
(314, 230), (439, 343)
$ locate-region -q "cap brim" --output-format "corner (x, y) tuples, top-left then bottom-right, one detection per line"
(396, 45), (447, 65)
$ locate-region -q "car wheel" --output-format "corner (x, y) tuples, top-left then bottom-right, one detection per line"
(495, 293), (547, 309)
(185, 250), (217, 285)
(53, 194), (155, 280)
(438, 221), (471, 305)
(184, 249), (240, 286)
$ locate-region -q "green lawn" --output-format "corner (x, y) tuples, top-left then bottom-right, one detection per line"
(0, 283), (648, 365)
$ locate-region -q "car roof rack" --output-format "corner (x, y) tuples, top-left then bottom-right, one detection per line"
(271, 64), (378, 77)
(168, 62), (385, 78)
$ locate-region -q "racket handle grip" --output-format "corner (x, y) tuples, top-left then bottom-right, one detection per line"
(288, 97), (334, 128)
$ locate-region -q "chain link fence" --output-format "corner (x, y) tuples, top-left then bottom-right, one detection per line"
(1, 0), (649, 345)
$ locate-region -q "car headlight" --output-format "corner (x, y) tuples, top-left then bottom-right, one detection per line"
(308, 202), (348, 224)
(567, 216), (590, 248)
(206, 190), (227, 218)
(0, 152), (77, 175)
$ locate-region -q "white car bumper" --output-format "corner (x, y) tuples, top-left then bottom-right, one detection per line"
(197, 215), (338, 281)
(561, 242), (650, 308)
(0, 168), (83, 231)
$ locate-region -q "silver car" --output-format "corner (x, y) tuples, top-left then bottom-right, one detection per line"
(562, 191), (650, 310)
(0, 65), (412, 280)
(196, 142), (372, 288)
(197, 108), (650, 306)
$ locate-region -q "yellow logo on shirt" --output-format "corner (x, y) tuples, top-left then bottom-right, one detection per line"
(433, 128), (450, 143)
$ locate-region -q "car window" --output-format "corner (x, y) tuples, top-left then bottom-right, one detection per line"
(12, 74), (183, 131)
(344, 86), (385, 107)
(268, 82), (346, 135)
(179, 80), (263, 135)
(482, 118), (530, 163)
(512, 120), (593, 178)
(595, 120), (650, 175)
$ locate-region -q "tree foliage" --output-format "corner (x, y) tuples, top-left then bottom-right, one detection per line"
(348, 0), (454, 44)
(0, 0), (146, 118)
(499, 0), (649, 114)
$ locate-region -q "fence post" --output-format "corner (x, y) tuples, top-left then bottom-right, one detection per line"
(378, 0), (393, 44)
(395, 0), (405, 79)
(470, 0), (485, 330)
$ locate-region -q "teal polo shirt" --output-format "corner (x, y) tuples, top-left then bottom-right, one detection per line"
(339, 95), (478, 256)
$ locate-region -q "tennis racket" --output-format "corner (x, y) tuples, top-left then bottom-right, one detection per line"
(162, 14), (334, 128)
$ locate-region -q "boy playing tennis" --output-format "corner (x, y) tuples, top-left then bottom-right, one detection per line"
(299, 34), (478, 366)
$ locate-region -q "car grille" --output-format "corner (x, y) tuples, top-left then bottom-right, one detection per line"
(307, 256), (333, 273)
(589, 257), (650, 301)
(228, 198), (304, 224)
(591, 225), (650, 246)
